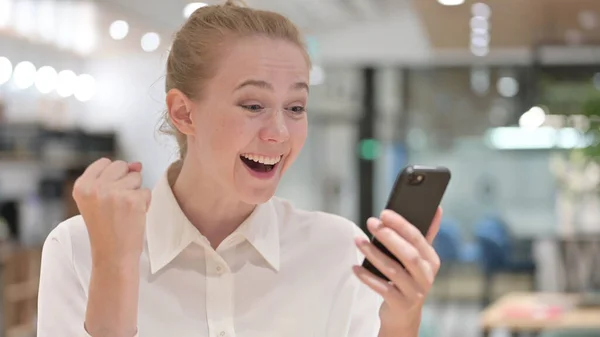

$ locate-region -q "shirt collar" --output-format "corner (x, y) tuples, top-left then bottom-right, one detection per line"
(236, 199), (280, 271)
(146, 171), (280, 274)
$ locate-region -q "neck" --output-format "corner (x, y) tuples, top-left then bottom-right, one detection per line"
(170, 159), (255, 249)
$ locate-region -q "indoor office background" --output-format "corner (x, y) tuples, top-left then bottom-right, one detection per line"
(1, 0), (600, 337)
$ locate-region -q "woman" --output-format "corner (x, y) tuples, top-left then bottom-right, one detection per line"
(37, 1), (442, 336)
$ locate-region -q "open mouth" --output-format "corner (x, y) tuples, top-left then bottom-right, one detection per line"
(240, 154), (282, 173)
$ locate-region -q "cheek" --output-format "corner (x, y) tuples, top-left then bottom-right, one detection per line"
(289, 119), (308, 151)
(280, 120), (306, 175)
(203, 112), (254, 160)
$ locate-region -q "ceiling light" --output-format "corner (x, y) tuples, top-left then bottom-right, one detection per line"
(471, 37), (489, 48)
(469, 3), (491, 57)
(141, 32), (160, 52)
(35, 66), (58, 94)
(519, 106), (546, 129)
(74, 74), (96, 102)
(0, 57), (12, 85)
(184, 2), (208, 18)
(497, 76), (519, 98)
(471, 30), (490, 47)
(109, 20), (129, 40)
(470, 44), (489, 57)
(57, 70), (77, 98)
(13, 61), (36, 89)
(471, 2), (491, 19)
(437, 0), (465, 5)
(470, 16), (489, 31)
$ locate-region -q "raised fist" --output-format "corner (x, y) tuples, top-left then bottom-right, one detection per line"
(72, 158), (151, 267)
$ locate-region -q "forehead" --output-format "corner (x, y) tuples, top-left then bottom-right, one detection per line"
(214, 36), (310, 86)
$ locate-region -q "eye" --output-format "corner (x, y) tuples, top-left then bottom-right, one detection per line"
(287, 106), (306, 114)
(241, 104), (265, 113)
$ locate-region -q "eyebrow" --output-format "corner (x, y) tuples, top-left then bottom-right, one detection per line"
(234, 79), (309, 93)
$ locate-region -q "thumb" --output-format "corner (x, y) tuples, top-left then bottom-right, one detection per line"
(128, 161), (142, 172)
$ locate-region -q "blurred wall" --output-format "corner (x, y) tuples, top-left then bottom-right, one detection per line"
(83, 51), (175, 186)
(0, 35), (86, 209)
(410, 140), (557, 236)
(313, 11), (431, 65)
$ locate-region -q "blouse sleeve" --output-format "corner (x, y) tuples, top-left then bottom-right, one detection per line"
(37, 228), (139, 337)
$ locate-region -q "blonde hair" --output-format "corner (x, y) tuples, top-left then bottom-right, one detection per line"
(161, 0), (310, 160)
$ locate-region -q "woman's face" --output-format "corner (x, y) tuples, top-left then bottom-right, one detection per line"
(188, 36), (309, 204)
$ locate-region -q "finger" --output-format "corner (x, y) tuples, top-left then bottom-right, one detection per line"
(82, 157), (112, 179)
(128, 162), (142, 172)
(367, 218), (436, 288)
(98, 160), (129, 182)
(355, 234), (422, 299)
(113, 172), (143, 190)
(123, 189), (152, 212)
(137, 188), (152, 211)
(425, 207), (443, 244)
(352, 265), (406, 306)
(380, 209), (438, 264)
(74, 158), (112, 196)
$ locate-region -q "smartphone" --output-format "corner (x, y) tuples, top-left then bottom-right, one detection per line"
(361, 165), (451, 281)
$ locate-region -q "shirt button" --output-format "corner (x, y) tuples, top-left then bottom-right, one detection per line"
(219, 332), (226, 337)
(216, 265), (222, 273)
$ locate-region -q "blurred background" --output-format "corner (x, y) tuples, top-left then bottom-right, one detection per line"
(1, 0), (600, 336)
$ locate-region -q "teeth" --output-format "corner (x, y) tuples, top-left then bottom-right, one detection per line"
(241, 154), (281, 165)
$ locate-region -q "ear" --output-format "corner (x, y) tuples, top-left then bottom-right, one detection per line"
(166, 89), (195, 136)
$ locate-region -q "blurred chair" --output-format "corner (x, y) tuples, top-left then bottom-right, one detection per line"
(433, 218), (480, 300)
(474, 215), (536, 307)
(435, 218), (480, 264)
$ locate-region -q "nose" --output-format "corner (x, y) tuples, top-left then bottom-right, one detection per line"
(259, 110), (290, 143)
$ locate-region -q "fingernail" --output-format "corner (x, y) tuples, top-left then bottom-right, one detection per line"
(355, 237), (369, 247)
(367, 217), (383, 231)
(380, 209), (392, 221)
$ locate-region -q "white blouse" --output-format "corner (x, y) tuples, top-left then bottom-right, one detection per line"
(37, 173), (383, 337)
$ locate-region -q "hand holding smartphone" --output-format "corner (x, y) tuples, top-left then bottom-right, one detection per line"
(361, 165), (451, 281)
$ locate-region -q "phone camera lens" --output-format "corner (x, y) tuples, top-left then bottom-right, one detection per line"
(408, 173), (425, 185)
